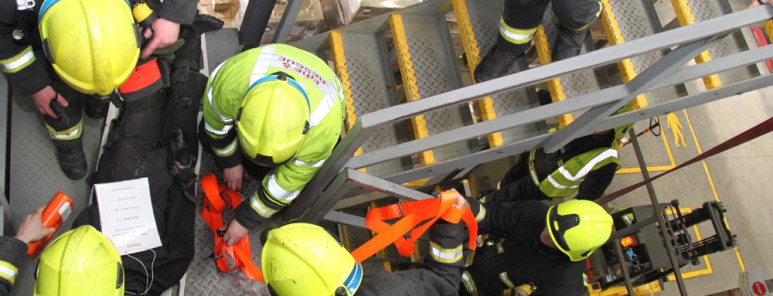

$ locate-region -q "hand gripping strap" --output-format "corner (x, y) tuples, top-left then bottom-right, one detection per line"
(351, 190), (477, 263)
(201, 174), (264, 282)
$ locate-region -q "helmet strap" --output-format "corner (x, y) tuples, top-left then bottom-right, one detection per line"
(42, 39), (54, 63)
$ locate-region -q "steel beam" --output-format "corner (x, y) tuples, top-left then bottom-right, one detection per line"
(378, 74), (773, 194)
(272, 0), (305, 43)
(238, 0), (277, 47)
(598, 75), (773, 132)
(283, 121), (371, 220)
(356, 6), (773, 127)
(629, 129), (688, 295)
(324, 210), (367, 228)
(543, 36), (722, 152)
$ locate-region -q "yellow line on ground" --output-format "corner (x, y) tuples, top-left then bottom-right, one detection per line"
(617, 165), (675, 174)
(389, 14), (435, 165)
(681, 109), (746, 272)
(451, 0), (503, 147)
(617, 120), (676, 174)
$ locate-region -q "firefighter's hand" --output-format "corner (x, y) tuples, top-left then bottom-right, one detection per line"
(15, 205), (55, 244)
(450, 189), (470, 210)
(141, 17), (180, 58)
(221, 219), (249, 246)
(32, 86), (68, 119)
(223, 164), (245, 192)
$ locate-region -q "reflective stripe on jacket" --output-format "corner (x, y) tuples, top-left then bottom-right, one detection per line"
(203, 44), (345, 223)
(529, 147), (620, 198)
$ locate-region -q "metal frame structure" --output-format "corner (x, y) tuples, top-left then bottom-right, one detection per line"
(238, 0), (306, 47)
(282, 5), (773, 223)
(0, 75), (13, 236)
(276, 7), (773, 293)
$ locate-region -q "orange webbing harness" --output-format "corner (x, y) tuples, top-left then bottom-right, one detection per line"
(118, 58), (162, 94)
(351, 190), (478, 263)
(200, 174), (264, 282)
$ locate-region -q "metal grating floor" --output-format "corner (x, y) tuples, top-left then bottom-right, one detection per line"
(464, 0), (548, 145)
(338, 32), (413, 177)
(8, 91), (103, 296)
(399, 13), (479, 162)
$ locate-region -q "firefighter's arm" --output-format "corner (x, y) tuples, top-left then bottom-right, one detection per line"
(140, 0), (196, 58)
(424, 218), (466, 291)
(0, 236), (26, 296)
(473, 199), (548, 238)
(202, 79), (243, 169)
(0, 5), (52, 96)
(575, 163), (617, 201)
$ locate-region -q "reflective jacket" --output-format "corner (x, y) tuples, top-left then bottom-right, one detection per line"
(460, 199), (588, 296)
(0, 0), (197, 95)
(0, 237), (27, 295)
(530, 147), (620, 198)
(203, 44), (345, 229)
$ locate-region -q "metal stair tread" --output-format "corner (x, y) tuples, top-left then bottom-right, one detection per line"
(336, 32), (414, 177)
(396, 12), (478, 162)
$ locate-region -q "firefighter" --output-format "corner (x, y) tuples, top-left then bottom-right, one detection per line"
(199, 44), (346, 246)
(0, 0), (198, 180)
(491, 127), (623, 203)
(460, 199), (613, 296)
(261, 192), (469, 295)
(474, 0), (602, 82)
(0, 218), (124, 295)
(488, 100), (634, 203)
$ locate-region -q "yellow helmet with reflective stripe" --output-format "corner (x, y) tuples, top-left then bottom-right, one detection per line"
(547, 200), (613, 261)
(34, 225), (124, 295)
(261, 223), (362, 296)
(236, 73), (310, 167)
(38, 0), (140, 95)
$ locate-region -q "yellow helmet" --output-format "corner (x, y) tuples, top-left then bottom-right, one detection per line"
(546, 200), (613, 261)
(38, 0), (140, 95)
(236, 73), (310, 167)
(261, 223), (362, 296)
(34, 225), (124, 295)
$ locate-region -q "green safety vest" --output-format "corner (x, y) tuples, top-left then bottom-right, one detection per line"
(528, 147), (621, 198)
(203, 44), (345, 210)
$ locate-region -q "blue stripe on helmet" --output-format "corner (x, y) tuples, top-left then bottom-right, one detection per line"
(343, 262), (362, 295)
(38, 0), (61, 22)
(245, 74), (311, 111)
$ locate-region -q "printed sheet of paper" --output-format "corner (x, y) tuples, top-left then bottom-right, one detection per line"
(95, 177), (162, 255)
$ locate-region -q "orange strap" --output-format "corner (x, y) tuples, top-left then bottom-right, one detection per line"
(351, 190), (477, 263)
(118, 58), (162, 94)
(201, 174), (264, 282)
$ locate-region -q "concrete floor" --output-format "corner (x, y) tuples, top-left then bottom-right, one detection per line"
(600, 0), (773, 294)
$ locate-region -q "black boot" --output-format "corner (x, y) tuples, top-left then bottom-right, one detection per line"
(173, 14), (224, 72)
(537, 89), (553, 106)
(191, 13), (224, 35)
(474, 35), (530, 83)
(552, 26), (590, 62)
(54, 138), (87, 180)
(84, 97), (110, 119)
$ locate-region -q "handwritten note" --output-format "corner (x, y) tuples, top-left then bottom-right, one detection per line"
(95, 177), (162, 255)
